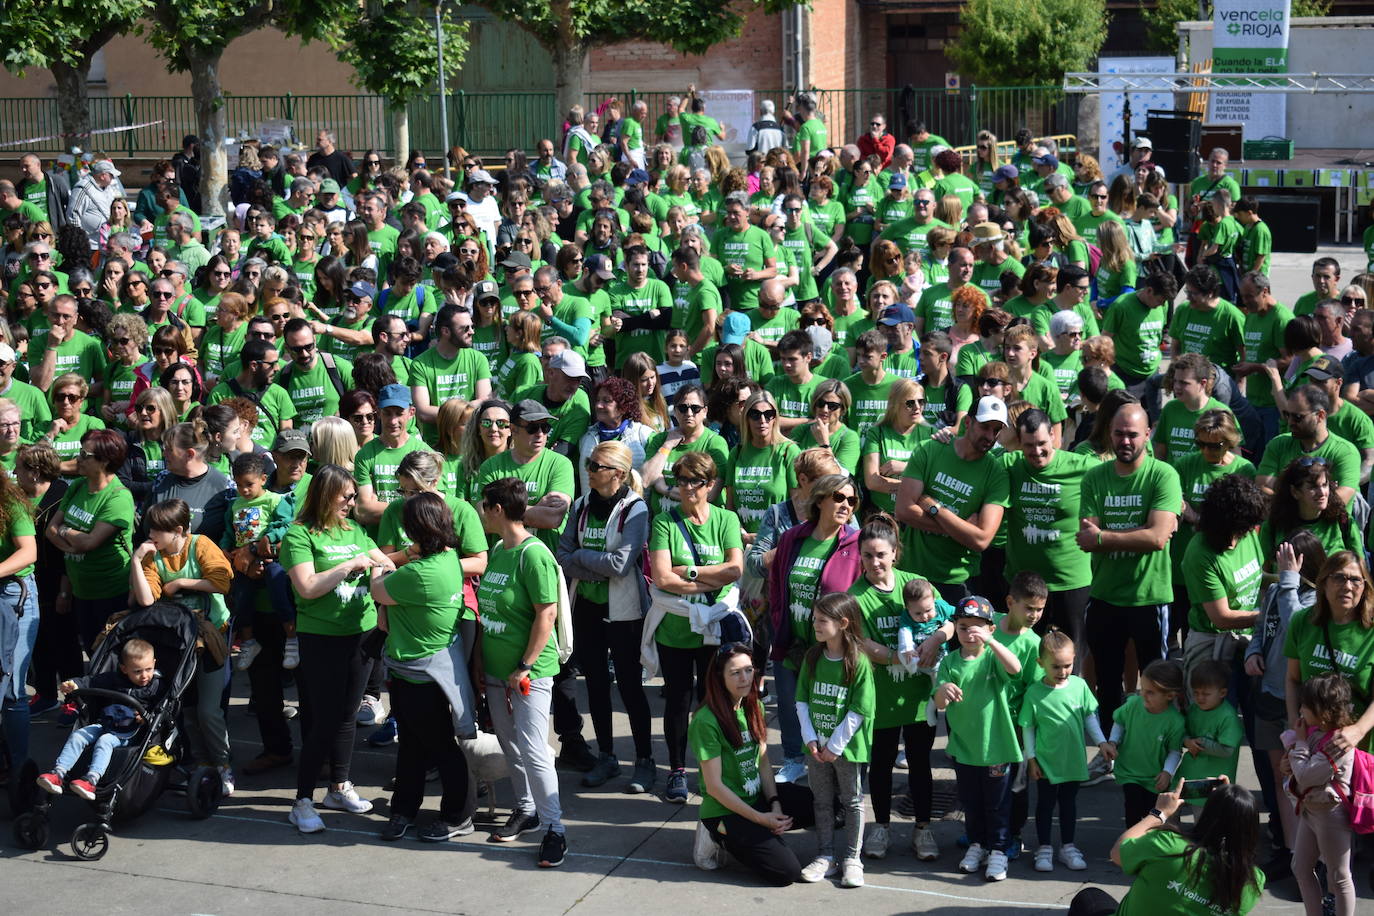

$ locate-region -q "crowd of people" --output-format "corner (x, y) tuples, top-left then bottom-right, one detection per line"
(0, 88), (1372, 910)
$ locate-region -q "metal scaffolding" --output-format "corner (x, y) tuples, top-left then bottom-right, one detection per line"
(1062, 72), (1374, 93)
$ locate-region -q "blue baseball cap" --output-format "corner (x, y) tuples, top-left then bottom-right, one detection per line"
(879, 304), (917, 326)
(721, 312), (751, 345)
(378, 384), (412, 410)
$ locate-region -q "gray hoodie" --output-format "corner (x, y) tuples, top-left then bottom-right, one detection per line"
(1246, 569), (1316, 700)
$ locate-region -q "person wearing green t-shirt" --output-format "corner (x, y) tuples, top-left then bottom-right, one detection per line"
(726, 392), (801, 533)
(276, 320), (353, 425)
(1231, 272), (1291, 442)
(474, 474), (569, 859)
(795, 593), (874, 886)
(1256, 384), (1363, 506)
(205, 338), (298, 449)
(1170, 267), (1246, 371)
(641, 385), (730, 517)
(1232, 197), (1272, 275)
(933, 598), (1023, 878)
(352, 384), (432, 534)
(787, 97), (828, 174)
(1101, 275), (1173, 397)
(409, 303), (494, 447)
(371, 490), (479, 842)
(914, 248), (981, 336)
(647, 449), (744, 806)
(1153, 354), (1235, 466)
(860, 377), (931, 515)
(1078, 404), (1182, 733)
(711, 196), (777, 312)
(843, 331), (897, 436)
(895, 396), (1011, 602)
(475, 399), (575, 554)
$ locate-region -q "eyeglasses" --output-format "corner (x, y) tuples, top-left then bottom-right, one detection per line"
(784, 208), (801, 215)
(34, 281), (53, 290)
(300, 233), (317, 241)
(586, 459), (618, 474)
(112, 336), (133, 347)
(479, 417), (511, 430)
(1284, 410), (1314, 423)
(1089, 193), (1109, 200)
(288, 342), (316, 354)
(135, 404), (159, 415)
(514, 238), (533, 246)
(77, 451), (97, 460)
(746, 409), (777, 422)
(830, 492), (860, 508)
(914, 200), (932, 208)
(905, 398), (926, 409)
(341, 491), (358, 502)
(31, 232), (52, 240)
(520, 422), (551, 436)
(677, 476), (708, 490)
(1072, 284), (1091, 293)
(977, 144), (991, 151)
(980, 378), (1007, 388)
(72, 286), (93, 296)
(31, 252), (51, 261)
(268, 313), (290, 321)
(0, 422), (19, 431)
(127, 278), (146, 287)
(159, 269), (176, 278)
(350, 412), (376, 424)
(870, 122), (884, 128)
(55, 392), (83, 403)
(674, 402), (705, 415)
(816, 399), (844, 413)
(254, 358), (279, 369)
(1342, 295), (1365, 306)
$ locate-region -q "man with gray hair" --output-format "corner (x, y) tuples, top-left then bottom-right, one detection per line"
(746, 100), (785, 157)
(1232, 269), (1292, 444)
(104, 231), (142, 272)
(1344, 308), (1374, 411)
(619, 100), (649, 169)
(1042, 173), (1089, 221)
(656, 95), (683, 148)
(17, 152), (71, 229)
(66, 160), (125, 248)
(274, 176), (316, 220)
(307, 129), (355, 186)
(1317, 298), (1353, 361)
(168, 211), (210, 278)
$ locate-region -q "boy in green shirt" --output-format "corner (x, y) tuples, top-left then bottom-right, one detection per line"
(1177, 660), (1242, 793)
(934, 596), (1024, 881)
(222, 453), (297, 671)
(994, 572), (1046, 853)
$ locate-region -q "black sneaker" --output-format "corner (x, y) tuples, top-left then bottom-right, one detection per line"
(581, 752), (621, 788)
(538, 828), (567, 868)
(666, 768), (689, 804)
(556, 740), (599, 773)
(626, 757), (656, 794)
(489, 810), (541, 842)
(420, 817), (474, 842)
(380, 815), (413, 841)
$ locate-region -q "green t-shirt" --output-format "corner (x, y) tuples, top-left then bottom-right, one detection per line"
(2, 379), (51, 443)
(0, 498), (37, 580)
(493, 350), (542, 400)
(1004, 449), (1096, 591)
(793, 116), (828, 158)
(647, 505), (743, 649)
(790, 422), (860, 476)
(786, 533), (838, 646)
(749, 305), (800, 351)
(1113, 693), (1186, 790)
(1172, 453), (1256, 579)
(59, 478), (134, 599)
(797, 652), (875, 763)
(842, 372), (896, 436)
(408, 346), (492, 446)
(993, 621), (1042, 723)
(608, 277), (674, 368)
(1327, 400), (1374, 454)
(725, 440), (801, 532)
(670, 279), (721, 351)
(475, 448), (575, 552)
(200, 323), (249, 382)
(1014, 371), (1068, 424)
(377, 495), (485, 620)
(384, 550), (463, 662)
(936, 646), (1020, 767)
(477, 537), (561, 680)
(689, 705), (763, 821)
(1238, 219), (1273, 274)
(643, 428), (730, 516)
(860, 422), (930, 513)
(1258, 514), (1362, 574)
(51, 414), (106, 466)
(1153, 397), (1233, 464)
(30, 329), (107, 387)
(850, 571), (941, 727)
(1178, 701), (1244, 783)
(206, 380), (297, 447)
(1040, 349), (1084, 402)
(1199, 215), (1241, 257)
(764, 373), (818, 420)
(877, 216), (950, 257)
(279, 522), (378, 635)
(277, 355), (354, 425)
(352, 434), (429, 512)
(1256, 433), (1361, 492)
(971, 256), (1024, 296)
(1183, 529), (1263, 635)
(901, 438), (1010, 584)
(710, 225), (775, 312)
(1080, 456), (1182, 605)
(1019, 676), (1098, 784)
(1117, 828), (1264, 916)
(1240, 303), (1293, 407)
(1169, 300), (1246, 369)
(1283, 608), (1374, 744)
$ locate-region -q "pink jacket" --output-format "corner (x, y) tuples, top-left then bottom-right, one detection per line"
(766, 520), (861, 662)
(1284, 727), (1353, 814)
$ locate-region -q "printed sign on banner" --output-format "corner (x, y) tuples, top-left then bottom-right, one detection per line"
(696, 90), (755, 153)
(1098, 57), (1176, 171)
(1208, 0), (1292, 139)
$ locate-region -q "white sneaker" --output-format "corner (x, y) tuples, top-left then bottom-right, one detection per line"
(218, 765), (235, 797)
(282, 637), (300, 670)
(234, 639), (261, 671)
(288, 797), (325, 834)
(1059, 843), (1087, 871)
(1034, 844), (1054, 872)
(1084, 754), (1115, 786)
(924, 697), (938, 727)
(894, 750), (908, 770)
(839, 859), (864, 888)
(322, 781), (373, 814)
(912, 824), (939, 861)
(985, 849), (1009, 881)
(863, 823), (890, 859)
(356, 695), (385, 726)
(800, 856), (838, 883)
(693, 822), (727, 870)
(776, 758), (808, 785)
(958, 842), (987, 873)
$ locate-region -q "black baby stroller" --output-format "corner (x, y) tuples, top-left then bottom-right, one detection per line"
(13, 600), (221, 859)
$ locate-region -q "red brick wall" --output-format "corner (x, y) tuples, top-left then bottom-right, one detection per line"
(588, 6), (784, 92)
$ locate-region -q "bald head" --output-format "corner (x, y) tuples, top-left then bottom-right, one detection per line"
(759, 278), (788, 309)
(1111, 403), (1149, 464)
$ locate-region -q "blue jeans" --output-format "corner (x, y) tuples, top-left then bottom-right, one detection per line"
(772, 663), (803, 761)
(0, 575), (38, 764)
(55, 724), (129, 781)
(953, 760), (1012, 852)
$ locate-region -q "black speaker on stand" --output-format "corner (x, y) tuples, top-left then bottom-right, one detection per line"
(1148, 109), (1202, 183)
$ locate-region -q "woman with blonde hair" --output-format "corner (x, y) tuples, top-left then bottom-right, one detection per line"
(1037, 209), (1090, 270)
(494, 309), (542, 398)
(1094, 220), (1137, 311)
(310, 416), (360, 472)
(1073, 154), (1103, 195)
(726, 390), (801, 540)
(435, 397), (473, 497)
(862, 377), (931, 513)
(622, 351), (669, 434)
(791, 379), (860, 474)
(867, 239), (905, 293)
(969, 130), (1003, 198)
(118, 386), (178, 506)
(934, 193), (963, 229)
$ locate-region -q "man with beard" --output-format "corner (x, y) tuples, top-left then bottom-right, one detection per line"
(207, 337), (296, 448)
(1076, 403), (1181, 781)
(1255, 384), (1361, 505)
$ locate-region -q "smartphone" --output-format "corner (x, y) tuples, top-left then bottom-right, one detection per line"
(1180, 777), (1224, 799)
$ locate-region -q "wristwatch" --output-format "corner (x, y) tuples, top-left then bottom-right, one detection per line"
(1148, 807), (1167, 824)
(516, 661), (532, 672)
(925, 501), (941, 518)
(686, 566), (699, 581)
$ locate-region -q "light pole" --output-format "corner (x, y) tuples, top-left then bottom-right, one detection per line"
(435, 3), (451, 179)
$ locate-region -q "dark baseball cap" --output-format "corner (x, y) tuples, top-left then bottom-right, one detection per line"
(954, 595), (995, 623)
(1305, 355), (1345, 382)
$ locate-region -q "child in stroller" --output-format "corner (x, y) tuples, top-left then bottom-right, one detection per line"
(37, 638), (164, 800)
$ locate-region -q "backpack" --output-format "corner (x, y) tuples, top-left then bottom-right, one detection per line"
(573, 496), (650, 592)
(1314, 732), (1374, 834)
(277, 351), (347, 403)
(509, 536), (574, 664)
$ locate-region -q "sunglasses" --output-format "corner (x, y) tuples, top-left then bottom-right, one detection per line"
(350, 412), (376, 424)
(1196, 439), (1228, 451)
(152, 290), (175, 299)
(289, 342), (316, 354)
(153, 346), (178, 357)
(55, 392), (82, 402)
(677, 476), (708, 490)
(135, 404), (159, 415)
(127, 278), (146, 287)
(521, 422), (551, 436)
(905, 398), (926, 409)
(31, 252), (51, 261)
(341, 491), (358, 502)
(815, 400), (844, 413)
(674, 402), (705, 415)
(914, 200), (932, 207)
(159, 269), (177, 277)
(829, 492), (860, 508)
(585, 459), (618, 474)
(114, 337), (133, 347)
(1297, 455), (1329, 467)
(1089, 194), (1108, 200)
(479, 417), (511, 430)
(1341, 295), (1365, 306)
(746, 409), (777, 422)
(72, 286), (93, 296)
(34, 281), (53, 290)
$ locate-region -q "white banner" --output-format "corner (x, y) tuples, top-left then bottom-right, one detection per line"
(1098, 57), (1177, 170)
(1208, 0), (1292, 139)
(696, 89), (755, 154)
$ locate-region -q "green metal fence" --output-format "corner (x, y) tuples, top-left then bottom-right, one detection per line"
(0, 86), (1077, 159)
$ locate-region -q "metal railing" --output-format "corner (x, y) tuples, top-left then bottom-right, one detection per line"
(0, 86), (1078, 159)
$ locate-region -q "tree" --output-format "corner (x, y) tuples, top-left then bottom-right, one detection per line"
(146, 0), (347, 217)
(949, 0), (1108, 87)
(0, 1), (149, 147)
(476, 0), (803, 120)
(1140, 0), (1332, 55)
(340, 2), (470, 168)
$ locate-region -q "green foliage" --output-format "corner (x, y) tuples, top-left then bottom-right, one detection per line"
(1141, 0), (1333, 54)
(146, 0), (352, 69)
(949, 0), (1108, 87)
(0, 0), (148, 74)
(341, 2), (470, 107)
(475, 0), (802, 56)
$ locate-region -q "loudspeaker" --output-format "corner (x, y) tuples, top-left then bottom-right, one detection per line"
(1150, 147), (1200, 183)
(1147, 110), (1202, 151)
(1254, 194), (1321, 253)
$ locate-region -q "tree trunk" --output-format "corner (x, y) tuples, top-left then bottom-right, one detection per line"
(391, 106), (410, 169)
(552, 41), (588, 124)
(189, 51), (228, 219)
(50, 61), (92, 152)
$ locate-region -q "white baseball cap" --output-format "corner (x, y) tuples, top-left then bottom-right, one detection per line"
(974, 396), (1009, 427)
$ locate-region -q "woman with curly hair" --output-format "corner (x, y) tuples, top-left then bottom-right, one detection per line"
(575, 376), (653, 492)
(947, 283), (988, 355)
(1260, 455), (1363, 566)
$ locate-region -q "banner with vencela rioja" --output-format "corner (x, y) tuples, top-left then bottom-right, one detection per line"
(1207, 0), (1292, 142)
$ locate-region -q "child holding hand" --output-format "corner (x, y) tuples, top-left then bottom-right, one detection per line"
(1100, 658), (1186, 826)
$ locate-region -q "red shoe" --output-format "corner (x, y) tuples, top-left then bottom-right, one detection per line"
(56, 702), (79, 726)
(36, 772), (63, 795)
(68, 777), (97, 801)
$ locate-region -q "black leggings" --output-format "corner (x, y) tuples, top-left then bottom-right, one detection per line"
(701, 781), (813, 886)
(1035, 778), (1080, 845)
(573, 596), (652, 759)
(389, 676), (474, 822)
(1086, 601), (1168, 733)
(246, 612), (292, 757)
(870, 722), (936, 824)
(31, 597), (82, 698)
(1068, 887), (1119, 916)
(658, 642), (712, 770)
(1122, 783), (1156, 827)
(295, 631), (368, 799)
